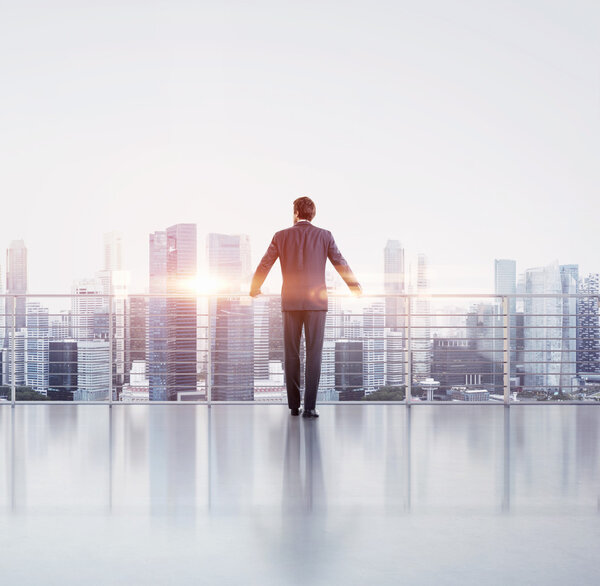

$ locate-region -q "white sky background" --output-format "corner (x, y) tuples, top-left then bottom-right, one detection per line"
(1, 0), (598, 294)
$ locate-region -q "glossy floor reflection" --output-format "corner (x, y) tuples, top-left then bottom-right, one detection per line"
(1, 404), (599, 584)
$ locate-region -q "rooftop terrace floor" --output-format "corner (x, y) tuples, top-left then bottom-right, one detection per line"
(1, 403), (599, 585)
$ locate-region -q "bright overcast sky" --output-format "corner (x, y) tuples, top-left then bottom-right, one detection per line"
(1, 0), (598, 294)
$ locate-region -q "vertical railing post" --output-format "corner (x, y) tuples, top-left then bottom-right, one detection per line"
(503, 295), (510, 407)
(406, 296), (412, 406)
(108, 294), (113, 406)
(11, 295), (16, 407)
(207, 296), (212, 407)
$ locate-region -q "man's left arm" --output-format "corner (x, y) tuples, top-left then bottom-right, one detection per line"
(327, 232), (362, 295)
(250, 235), (279, 297)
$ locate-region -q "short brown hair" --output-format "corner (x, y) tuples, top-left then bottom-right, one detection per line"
(293, 196), (316, 221)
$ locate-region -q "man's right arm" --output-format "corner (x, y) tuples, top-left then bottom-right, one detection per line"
(327, 232), (362, 296)
(249, 234), (279, 297)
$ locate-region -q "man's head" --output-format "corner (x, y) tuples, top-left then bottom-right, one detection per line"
(293, 196), (316, 223)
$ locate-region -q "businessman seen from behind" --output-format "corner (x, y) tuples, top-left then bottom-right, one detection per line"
(250, 197), (362, 418)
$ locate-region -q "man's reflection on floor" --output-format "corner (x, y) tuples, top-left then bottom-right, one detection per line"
(282, 416), (326, 514)
(273, 417), (329, 581)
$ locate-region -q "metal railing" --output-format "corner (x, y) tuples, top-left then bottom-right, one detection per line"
(0, 293), (599, 406)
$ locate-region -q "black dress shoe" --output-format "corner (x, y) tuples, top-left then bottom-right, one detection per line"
(291, 407), (302, 416)
(302, 409), (320, 418)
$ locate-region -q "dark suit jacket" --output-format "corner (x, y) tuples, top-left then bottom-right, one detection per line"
(250, 221), (361, 311)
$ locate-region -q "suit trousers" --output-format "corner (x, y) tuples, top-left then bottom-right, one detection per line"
(282, 310), (327, 411)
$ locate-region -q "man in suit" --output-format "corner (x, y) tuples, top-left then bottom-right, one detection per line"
(250, 197), (362, 418)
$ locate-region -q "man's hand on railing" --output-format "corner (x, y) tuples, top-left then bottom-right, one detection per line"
(351, 284), (363, 297)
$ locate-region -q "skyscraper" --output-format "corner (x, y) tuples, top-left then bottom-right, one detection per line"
(253, 296), (270, 381)
(560, 265), (578, 390)
(494, 259), (517, 382)
(577, 273), (599, 375)
(318, 271), (342, 402)
(385, 330), (404, 386)
(74, 340), (110, 401)
(523, 262), (564, 392)
(127, 295), (147, 371)
(103, 230), (123, 274)
(25, 301), (49, 394)
(71, 279), (104, 341)
(166, 224), (197, 400)
(98, 231), (129, 400)
(268, 296), (284, 363)
(208, 233), (253, 401)
(2, 330), (25, 386)
(466, 302), (504, 392)
(148, 231), (168, 401)
(50, 310), (72, 340)
(48, 340), (77, 400)
(207, 233), (252, 293)
(384, 240), (405, 330)
(362, 301), (385, 393)
(4, 240), (27, 348)
(335, 340), (364, 400)
(494, 259), (517, 298)
(412, 253), (431, 382)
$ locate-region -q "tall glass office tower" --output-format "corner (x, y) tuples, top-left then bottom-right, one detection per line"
(384, 240), (405, 331)
(148, 231), (168, 401)
(98, 231), (129, 400)
(412, 253), (431, 382)
(494, 259), (517, 381)
(524, 262), (564, 392)
(208, 233), (253, 401)
(4, 240), (27, 348)
(166, 224), (197, 400)
(560, 265), (578, 390)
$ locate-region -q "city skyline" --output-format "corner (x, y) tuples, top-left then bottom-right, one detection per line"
(0, 229), (594, 296)
(2, 225), (597, 403)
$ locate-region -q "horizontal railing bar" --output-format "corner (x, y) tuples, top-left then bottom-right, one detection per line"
(2, 292), (600, 298)
(3, 400), (600, 406)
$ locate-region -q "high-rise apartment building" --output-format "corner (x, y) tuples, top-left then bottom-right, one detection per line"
(2, 330), (26, 386)
(25, 301), (49, 394)
(335, 340), (364, 400)
(385, 330), (404, 386)
(577, 273), (600, 375)
(74, 340), (110, 401)
(362, 301), (385, 393)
